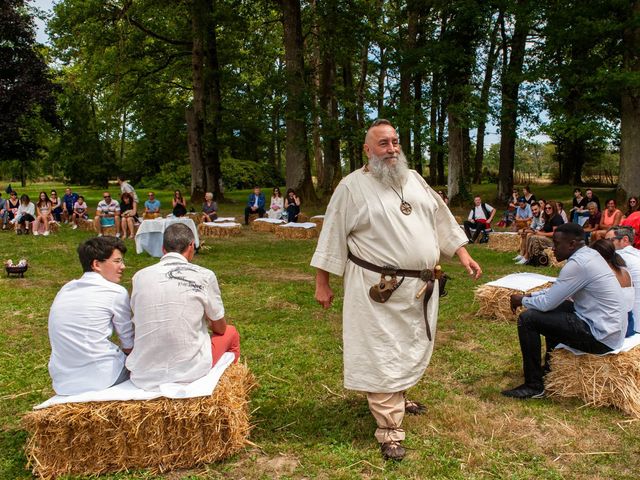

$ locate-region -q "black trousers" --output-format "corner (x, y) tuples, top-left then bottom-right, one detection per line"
(244, 206), (265, 224)
(517, 301), (612, 388)
(463, 220), (487, 242)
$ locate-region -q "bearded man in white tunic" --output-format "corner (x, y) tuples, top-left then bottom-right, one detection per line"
(311, 119), (482, 461)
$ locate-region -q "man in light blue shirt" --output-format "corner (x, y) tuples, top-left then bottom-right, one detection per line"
(504, 223), (627, 399)
(144, 192), (161, 216)
(514, 197), (532, 224)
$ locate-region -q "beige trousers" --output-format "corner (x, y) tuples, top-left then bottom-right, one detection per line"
(366, 392), (406, 443)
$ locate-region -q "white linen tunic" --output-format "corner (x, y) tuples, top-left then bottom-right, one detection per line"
(311, 168), (468, 392)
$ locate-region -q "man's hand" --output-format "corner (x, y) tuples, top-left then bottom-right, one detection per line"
(510, 294), (524, 313)
(315, 269), (334, 309)
(455, 247), (482, 280)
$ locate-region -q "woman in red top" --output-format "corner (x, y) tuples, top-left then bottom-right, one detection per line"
(590, 198), (622, 243)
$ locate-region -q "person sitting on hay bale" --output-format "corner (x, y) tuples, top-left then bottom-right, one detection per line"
(513, 202), (544, 263)
(202, 191), (218, 222)
(143, 191), (161, 219)
(70, 195), (89, 229)
(94, 192), (121, 237)
(515, 201), (564, 265)
(244, 186), (266, 225)
(504, 223), (627, 399)
(606, 226), (640, 333)
(126, 223), (240, 390)
(48, 236), (133, 395)
(513, 197), (532, 231)
(463, 195), (495, 244)
(581, 201), (601, 243)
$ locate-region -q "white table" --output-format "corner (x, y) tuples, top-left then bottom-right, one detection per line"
(135, 218), (200, 257)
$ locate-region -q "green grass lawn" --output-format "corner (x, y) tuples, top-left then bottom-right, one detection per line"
(0, 183), (635, 479)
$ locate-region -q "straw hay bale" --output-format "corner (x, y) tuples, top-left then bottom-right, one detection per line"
(23, 364), (255, 479)
(248, 213), (259, 223)
(454, 215), (463, 224)
(251, 220), (278, 233)
(310, 216), (324, 231)
(545, 346), (640, 417)
(185, 212), (204, 224)
(77, 219), (95, 232)
(101, 225), (117, 236)
(543, 247), (566, 268)
(198, 223), (242, 238)
(297, 213), (309, 223)
(274, 224), (318, 240)
(474, 282), (553, 321)
(143, 212), (161, 220)
(486, 233), (521, 253)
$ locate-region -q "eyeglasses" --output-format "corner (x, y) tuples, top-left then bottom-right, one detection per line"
(545, 206), (553, 210)
(102, 258), (125, 265)
(631, 200), (637, 204)
(103, 196), (111, 199)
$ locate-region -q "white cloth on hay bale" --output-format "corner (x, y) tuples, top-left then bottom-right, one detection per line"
(253, 218), (285, 224)
(485, 272), (557, 292)
(310, 215), (325, 220)
(279, 222), (317, 229)
(556, 334), (640, 356)
(214, 217), (236, 223)
(34, 352), (234, 410)
(203, 221), (240, 228)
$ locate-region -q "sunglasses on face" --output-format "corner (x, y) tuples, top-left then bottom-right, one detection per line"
(104, 196), (111, 199)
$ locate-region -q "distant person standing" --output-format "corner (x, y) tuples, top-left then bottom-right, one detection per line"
(117, 175), (138, 205)
(244, 186), (265, 224)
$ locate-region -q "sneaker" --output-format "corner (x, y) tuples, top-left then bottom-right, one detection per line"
(43, 231), (50, 236)
(72, 224), (78, 230)
(501, 384), (545, 399)
(98, 233), (103, 237)
(33, 231), (39, 236)
(513, 255), (523, 261)
(516, 257), (528, 265)
(116, 233), (121, 238)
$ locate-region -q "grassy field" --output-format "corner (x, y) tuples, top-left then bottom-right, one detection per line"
(1, 183), (635, 480)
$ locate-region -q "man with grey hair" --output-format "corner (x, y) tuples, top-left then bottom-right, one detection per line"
(126, 223), (240, 390)
(605, 226), (640, 332)
(311, 119), (482, 461)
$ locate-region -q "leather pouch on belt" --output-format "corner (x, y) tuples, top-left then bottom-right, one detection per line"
(369, 273), (403, 303)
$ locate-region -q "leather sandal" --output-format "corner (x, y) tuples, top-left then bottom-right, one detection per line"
(380, 440), (406, 461)
(404, 399), (427, 415)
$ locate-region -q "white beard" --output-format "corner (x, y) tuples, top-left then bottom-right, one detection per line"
(368, 151), (410, 188)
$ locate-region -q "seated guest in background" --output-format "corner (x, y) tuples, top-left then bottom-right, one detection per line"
(620, 210), (640, 249)
(537, 198), (546, 212)
(606, 226), (640, 333)
(514, 197), (533, 231)
(94, 192), (121, 237)
(16, 194), (35, 235)
(516, 201), (564, 265)
(284, 188), (301, 223)
(556, 201), (569, 224)
(591, 239), (635, 337)
(590, 198), (622, 243)
(585, 188), (601, 212)
(504, 223), (626, 399)
(48, 236), (133, 395)
(463, 195), (495, 243)
(523, 185), (536, 205)
(569, 188), (589, 224)
(514, 202), (544, 262)
(244, 186), (265, 224)
(62, 187), (79, 224)
(2, 190), (20, 230)
(50, 190), (63, 222)
(500, 190), (518, 228)
(0, 193), (6, 229)
(623, 196), (639, 220)
(172, 189), (187, 217)
(127, 223), (240, 391)
(143, 191), (161, 219)
(438, 190), (449, 205)
(266, 187), (284, 219)
(119, 192), (139, 240)
(508, 188), (520, 209)
(70, 195), (88, 229)
(202, 192), (218, 222)
(581, 202), (601, 242)
(33, 191), (53, 236)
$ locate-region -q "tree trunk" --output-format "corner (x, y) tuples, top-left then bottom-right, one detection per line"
(448, 110), (466, 201)
(188, 6), (207, 201)
(186, 107), (206, 197)
(497, 1), (531, 201)
(428, 72), (438, 184)
(319, 54), (340, 193)
(355, 43), (369, 169)
(474, 11), (502, 184)
(310, 0), (323, 186)
(343, 60), (358, 173)
(413, 72), (423, 175)
(279, 0), (317, 202)
(437, 93), (446, 186)
(377, 45), (386, 117)
(619, 0), (640, 201)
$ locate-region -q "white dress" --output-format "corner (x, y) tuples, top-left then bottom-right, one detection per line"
(311, 168), (468, 392)
(266, 196), (284, 219)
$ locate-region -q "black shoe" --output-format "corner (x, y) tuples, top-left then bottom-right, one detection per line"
(501, 384), (545, 399)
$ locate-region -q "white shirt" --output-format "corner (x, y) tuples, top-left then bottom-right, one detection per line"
(467, 203), (494, 221)
(619, 246), (640, 331)
(126, 252), (225, 390)
(120, 181), (138, 204)
(17, 202), (35, 218)
(48, 272), (134, 395)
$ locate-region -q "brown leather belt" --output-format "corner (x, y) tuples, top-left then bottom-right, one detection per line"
(347, 252), (443, 341)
